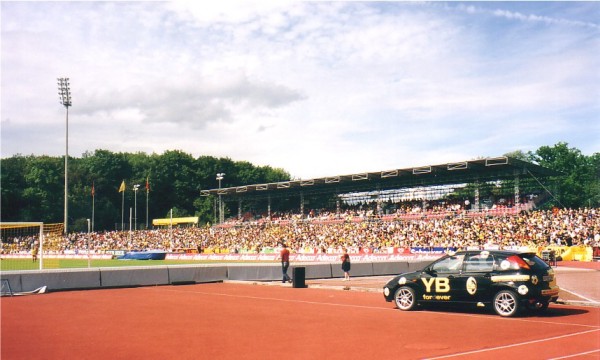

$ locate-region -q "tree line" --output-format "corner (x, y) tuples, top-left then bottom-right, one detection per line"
(1, 149), (289, 232)
(1, 142), (598, 232)
(506, 142), (599, 209)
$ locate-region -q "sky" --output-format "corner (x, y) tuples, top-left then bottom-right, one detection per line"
(2, 1), (599, 180)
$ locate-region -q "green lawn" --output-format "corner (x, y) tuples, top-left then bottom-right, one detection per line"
(0, 258), (243, 271)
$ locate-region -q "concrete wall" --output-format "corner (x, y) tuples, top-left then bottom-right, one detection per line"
(168, 264), (228, 284)
(1, 261), (426, 293)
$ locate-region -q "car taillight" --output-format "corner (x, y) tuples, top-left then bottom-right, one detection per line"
(507, 255), (530, 270)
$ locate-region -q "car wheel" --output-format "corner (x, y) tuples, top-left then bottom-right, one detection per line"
(493, 290), (521, 317)
(394, 286), (417, 311)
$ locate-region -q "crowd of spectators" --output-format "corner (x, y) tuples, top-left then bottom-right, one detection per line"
(2, 207), (599, 256)
(226, 198), (531, 225)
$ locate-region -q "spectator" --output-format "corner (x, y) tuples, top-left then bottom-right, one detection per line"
(341, 248), (351, 281)
(1, 207), (598, 257)
(276, 243), (292, 283)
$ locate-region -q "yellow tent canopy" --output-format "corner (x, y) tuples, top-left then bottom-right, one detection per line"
(152, 217), (199, 226)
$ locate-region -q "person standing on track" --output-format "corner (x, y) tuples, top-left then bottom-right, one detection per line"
(341, 248), (351, 281)
(278, 243), (292, 283)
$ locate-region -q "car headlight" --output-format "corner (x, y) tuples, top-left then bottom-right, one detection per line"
(518, 285), (529, 295)
(383, 287), (390, 297)
(398, 277), (407, 285)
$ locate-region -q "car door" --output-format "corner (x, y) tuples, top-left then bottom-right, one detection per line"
(459, 251), (495, 304)
(424, 253), (465, 303)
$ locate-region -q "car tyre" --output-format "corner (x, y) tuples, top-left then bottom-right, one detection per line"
(493, 290), (521, 317)
(394, 286), (417, 311)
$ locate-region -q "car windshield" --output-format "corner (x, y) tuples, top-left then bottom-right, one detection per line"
(430, 254), (465, 273)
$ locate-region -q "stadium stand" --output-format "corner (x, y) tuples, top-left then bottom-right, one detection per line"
(1, 207), (598, 257)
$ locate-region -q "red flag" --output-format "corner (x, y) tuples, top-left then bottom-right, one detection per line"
(145, 176), (150, 192)
(91, 182), (95, 197)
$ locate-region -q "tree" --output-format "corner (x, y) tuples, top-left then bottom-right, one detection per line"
(0, 155), (27, 221)
(3, 143), (594, 232)
(528, 142), (598, 208)
(79, 150), (131, 230)
(21, 156), (64, 222)
(152, 150), (199, 218)
(503, 150), (535, 162)
(587, 153), (600, 207)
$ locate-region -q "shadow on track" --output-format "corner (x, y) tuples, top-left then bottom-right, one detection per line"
(393, 303), (588, 318)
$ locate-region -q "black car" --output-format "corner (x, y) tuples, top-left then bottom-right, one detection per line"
(383, 250), (560, 317)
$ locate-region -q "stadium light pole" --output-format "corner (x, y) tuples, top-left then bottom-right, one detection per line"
(133, 184), (140, 230)
(216, 173), (225, 224)
(58, 78), (72, 234)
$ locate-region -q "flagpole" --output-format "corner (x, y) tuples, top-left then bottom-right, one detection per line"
(92, 182), (95, 232)
(118, 180), (127, 230)
(146, 188), (149, 229)
(121, 188), (125, 231)
(145, 176), (149, 229)
(117, 180), (126, 230)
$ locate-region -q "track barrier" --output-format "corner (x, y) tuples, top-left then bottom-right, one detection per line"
(0, 261), (428, 293)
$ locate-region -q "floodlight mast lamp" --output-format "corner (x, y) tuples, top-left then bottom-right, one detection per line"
(58, 78), (72, 234)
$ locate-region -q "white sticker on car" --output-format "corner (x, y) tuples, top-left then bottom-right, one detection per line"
(466, 277), (477, 295)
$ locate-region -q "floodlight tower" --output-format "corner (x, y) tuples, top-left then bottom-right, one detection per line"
(216, 173), (225, 224)
(58, 78), (72, 234)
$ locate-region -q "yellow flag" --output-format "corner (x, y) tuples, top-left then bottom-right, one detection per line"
(118, 180), (126, 193)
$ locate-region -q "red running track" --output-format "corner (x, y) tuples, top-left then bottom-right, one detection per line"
(2, 283), (599, 360)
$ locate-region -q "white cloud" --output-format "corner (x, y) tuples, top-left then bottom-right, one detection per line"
(2, 1), (598, 179)
(492, 8), (600, 30)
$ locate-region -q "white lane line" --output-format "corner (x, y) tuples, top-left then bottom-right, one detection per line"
(560, 287), (600, 304)
(149, 286), (600, 329)
(549, 349), (600, 359)
(154, 286), (393, 311)
(427, 329), (600, 359)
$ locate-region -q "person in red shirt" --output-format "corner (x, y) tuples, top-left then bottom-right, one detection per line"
(278, 243), (292, 283)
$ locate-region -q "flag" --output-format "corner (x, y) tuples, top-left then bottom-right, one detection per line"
(91, 182), (95, 197)
(118, 180), (126, 193)
(145, 176), (150, 192)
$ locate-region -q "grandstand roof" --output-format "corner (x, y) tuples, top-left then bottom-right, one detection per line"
(200, 156), (560, 200)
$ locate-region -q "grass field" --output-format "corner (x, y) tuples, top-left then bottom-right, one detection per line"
(0, 258), (240, 271)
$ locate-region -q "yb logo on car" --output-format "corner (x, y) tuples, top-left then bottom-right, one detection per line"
(422, 278), (450, 292)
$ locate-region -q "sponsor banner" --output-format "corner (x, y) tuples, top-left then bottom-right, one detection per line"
(165, 253), (440, 262)
(1, 254), (113, 260)
(104, 250), (126, 256)
(540, 245), (592, 262)
(411, 247), (457, 255)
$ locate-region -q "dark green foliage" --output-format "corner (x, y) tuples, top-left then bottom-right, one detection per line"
(526, 142), (599, 209)
(1, 150), (290, 231)
(1, 143), (597, 231)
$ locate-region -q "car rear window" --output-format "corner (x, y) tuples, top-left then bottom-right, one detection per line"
(519, 254), (550, 269)
(464, 253), (495, 272)
(493, 253), (549, 271)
